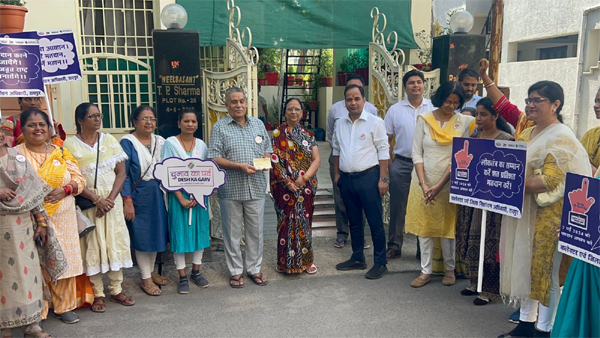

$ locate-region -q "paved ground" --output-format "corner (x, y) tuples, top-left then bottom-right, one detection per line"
(36, 142), (517, 337)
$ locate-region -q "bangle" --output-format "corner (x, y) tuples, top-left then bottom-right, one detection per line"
(420, 180), (426, 185)
(36, 217), (46, 223)
(484, 82), (495, 88)
(63, 185), (72, 196)
(105, 198), (113, 204)
(93, 196), (102, 205)
(37, 221), (48, 227)
(122, 196), (132, 200)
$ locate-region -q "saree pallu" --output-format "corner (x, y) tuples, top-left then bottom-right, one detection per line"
(270, 124), (318, 274)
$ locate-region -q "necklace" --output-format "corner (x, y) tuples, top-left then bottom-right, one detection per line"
(178, 135), (194, 153)
(79, 132), (97, 147)
(25, 142), (48, 167)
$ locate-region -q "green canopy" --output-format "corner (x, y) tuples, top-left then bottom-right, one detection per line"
(177, 0), (418, 49)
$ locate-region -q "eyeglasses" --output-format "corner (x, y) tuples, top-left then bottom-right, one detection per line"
(22, 97), (41, 103)
(443, 100), (460, 107)
(286, 107), (302, 112)
(86, 113), (103, 120)
(138, 117), (157, 123)
(524, 97), (548, 106)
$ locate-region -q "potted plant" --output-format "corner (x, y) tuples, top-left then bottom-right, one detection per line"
(414, 30), (433, 71)
(295, 77), (303, 86)
(337, 56), (349, 86)
(258, 48), (281, 86)
(0, 0), (28, 34)
(258, 69), (266, 86)
(347, 49), (369, 85)
(318, 49), (333, 87)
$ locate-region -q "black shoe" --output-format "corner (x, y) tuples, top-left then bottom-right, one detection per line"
(498, 321), (536, 338)
(460, 288), (479, 296)
(365, 265), (388, 279)
(54, 311), (79, 324)
(336, 259), (367, 271)
(386, 248), (401, 259)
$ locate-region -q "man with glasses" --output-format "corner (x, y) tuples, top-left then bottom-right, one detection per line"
(384, 69), (434, 260)
(208, 87), (272, 288)
(3, 97), (66, 146)
(327, 74), (377, 249)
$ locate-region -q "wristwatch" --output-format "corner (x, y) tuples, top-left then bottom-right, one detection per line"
(379, 177), (389, 183)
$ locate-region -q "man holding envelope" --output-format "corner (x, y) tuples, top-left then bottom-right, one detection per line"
(208, 87), (273, 288)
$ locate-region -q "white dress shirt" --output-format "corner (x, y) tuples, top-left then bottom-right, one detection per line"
(384, 98), (434, 158)
(332, 110), (390, 173)
(462, 94), (481, 109)
(327, 100), (378, 146)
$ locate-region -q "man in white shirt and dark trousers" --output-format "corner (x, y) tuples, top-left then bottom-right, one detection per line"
(384, 69), (435, 260)
(332, 84), (390, 279)
(327, 74), (378, 249)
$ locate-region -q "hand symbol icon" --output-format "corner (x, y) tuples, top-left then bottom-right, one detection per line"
(568, 178), (595, 214)
(454, 140), (474, 169)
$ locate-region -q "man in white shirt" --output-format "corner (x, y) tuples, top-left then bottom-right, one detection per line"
(384, 70), (434, 260)
(332, 84), (390, 279)
(327, 74), (377, 249)
(458, 68), (481, 109)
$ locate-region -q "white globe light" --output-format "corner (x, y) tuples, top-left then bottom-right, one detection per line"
(449, 11), (474, 34)
(160, 4), (188, 29)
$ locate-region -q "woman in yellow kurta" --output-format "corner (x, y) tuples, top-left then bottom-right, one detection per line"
(16, 109), (93, 324)
(499, 81), (591, 337)
(580, 87), (600, 173)
(405, 81), (475, 288)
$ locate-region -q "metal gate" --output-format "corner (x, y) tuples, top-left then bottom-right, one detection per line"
(203, 0), (258, 240)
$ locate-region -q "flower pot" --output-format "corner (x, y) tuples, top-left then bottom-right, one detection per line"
(356, 67), (369, 85)
(0, 5), (28, 34)
(302, 110), (308, 119)
(320, 77), (333, 87)
(287, 76), (294, 86)
(258, 77), (266, 86)
(265, 72), (278, 86)
(308, 101), (318, 111)
(295, 77), (303, 86)
(337, 72), (348, 86)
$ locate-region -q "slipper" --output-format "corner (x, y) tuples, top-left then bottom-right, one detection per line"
(110, 292), (135, 306)
(140, 281), (162, 296)
(91, 297), (106, 313)
(333, 238), (346, 248)
(151, 272), (168, 286)
(247, 272), (269, 286)
(230, 274), (244, 288)
(305, 264), (318, 275)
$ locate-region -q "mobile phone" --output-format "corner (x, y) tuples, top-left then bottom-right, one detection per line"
(35, 235), (42, 247)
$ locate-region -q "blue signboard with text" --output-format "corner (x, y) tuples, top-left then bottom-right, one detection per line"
(559, 173), (600, 268)
(449, 137), (526, 218)
(0, 38), (45, 97)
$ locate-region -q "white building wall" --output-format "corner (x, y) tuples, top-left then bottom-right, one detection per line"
(500, 0), (600, 136)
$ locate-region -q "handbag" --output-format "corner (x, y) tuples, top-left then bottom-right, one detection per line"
(75, 132), (100, 210)
(76, 205), (96, 237)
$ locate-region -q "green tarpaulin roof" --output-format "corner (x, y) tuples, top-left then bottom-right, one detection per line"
(177, 0), (418, 49)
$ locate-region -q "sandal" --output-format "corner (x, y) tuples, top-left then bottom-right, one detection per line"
(91, 297), (106, 313)
(305, 264), (318, 275)
(24, 331), (51, 338)
(140, 281), (162, 296)
(246, 272), (269, 286)
(333, 238), (346, 248)
(110, 292), (135, 306)
(230, 274), (244, 288)
(151, 272), (168, 286)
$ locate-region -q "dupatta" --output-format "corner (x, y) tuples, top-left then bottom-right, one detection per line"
(419, 112), (475, 146)
(500, 123), (591, 304)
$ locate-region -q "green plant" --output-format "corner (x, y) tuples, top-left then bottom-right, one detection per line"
(0, 0), (26, 5)
(258, 69), (265, 78)
(414, 30), (432, 64)
(346, 50), (368, 73)
(340, 56), (349, 72)
(268, 96), (279, 122)
(258, 48), (281, 73)
(318, 49), (333, 77)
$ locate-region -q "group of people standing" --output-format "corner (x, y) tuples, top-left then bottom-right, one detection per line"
(1, 57), (598, 337)
(325, 60), (598, 337)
